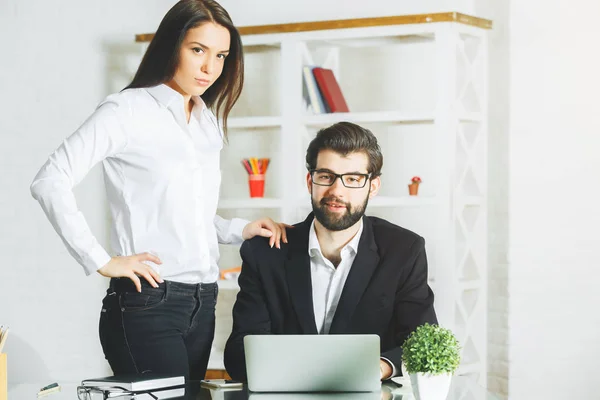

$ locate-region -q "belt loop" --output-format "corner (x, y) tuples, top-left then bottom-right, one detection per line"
(164, 280), (169, 301)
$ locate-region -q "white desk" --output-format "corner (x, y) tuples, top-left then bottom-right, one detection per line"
(9, 376), (499, 399)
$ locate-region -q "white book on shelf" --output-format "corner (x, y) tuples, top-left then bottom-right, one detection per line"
(302, 65), (327, 114)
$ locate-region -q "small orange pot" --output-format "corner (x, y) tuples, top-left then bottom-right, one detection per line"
(408, 183), (419, 196)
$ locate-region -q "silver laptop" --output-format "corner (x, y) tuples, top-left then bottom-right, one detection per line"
(243, 334), (380, 393)
(247, 392), (382, 400)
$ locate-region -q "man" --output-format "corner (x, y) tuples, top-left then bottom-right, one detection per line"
(224, 122), (437, 381)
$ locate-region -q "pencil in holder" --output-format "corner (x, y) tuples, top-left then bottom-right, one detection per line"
(248, 174), (265, 198)
(241, 158), (270, 198)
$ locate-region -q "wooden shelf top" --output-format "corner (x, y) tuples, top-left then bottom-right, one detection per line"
(135, 12), (492, 42)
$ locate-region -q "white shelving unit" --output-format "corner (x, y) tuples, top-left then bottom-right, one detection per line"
(227, 116), (282, 129)
(137, 11), (491, 390)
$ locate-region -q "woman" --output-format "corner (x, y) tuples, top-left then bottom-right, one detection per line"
(30, 0), (287, 380)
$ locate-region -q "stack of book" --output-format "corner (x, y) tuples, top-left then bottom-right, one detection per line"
(81, 374), (185, 399)
(303, 66), (350, 114)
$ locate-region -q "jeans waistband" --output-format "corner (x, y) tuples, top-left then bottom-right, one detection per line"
(109, 278), (217, 297)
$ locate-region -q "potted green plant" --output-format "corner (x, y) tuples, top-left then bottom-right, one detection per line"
(401, 323), (461, 400)
(408, 176), (421, 196)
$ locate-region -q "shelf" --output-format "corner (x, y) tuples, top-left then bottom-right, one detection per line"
(304, 111), (434, 127)
(218, 198), (283, 209)
(289, 195), (438, 208)
(218, 196), (437, 210)
(457, 363), (483, 375)
(138, 13), (490, 384)
(318, 34), (434, 48)
(217, 279), (240, 291)
(135, 13), (492, 43)
(457, 196), (484, 206)
(459, 112), (483, 122)
(228, 116), (282, 129)
(369, 196), (438, 207)
(207, 350), (225, 370)
(458, 281), (483, 290)
(228, 113), (480, 128)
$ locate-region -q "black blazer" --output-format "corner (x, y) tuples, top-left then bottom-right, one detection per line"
(224, 213), (437, 381)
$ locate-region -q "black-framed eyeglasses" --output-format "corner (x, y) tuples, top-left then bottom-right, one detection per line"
(77, 385), (159, 400)
(310, 169), (371, 188)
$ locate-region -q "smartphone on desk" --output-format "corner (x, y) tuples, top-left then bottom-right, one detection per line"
(201, 379), (244, 390)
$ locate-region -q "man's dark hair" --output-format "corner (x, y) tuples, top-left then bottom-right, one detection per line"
(305, 122), (383, 177)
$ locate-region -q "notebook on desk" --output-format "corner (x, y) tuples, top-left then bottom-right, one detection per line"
(81, 373), (184, 391)
(243, 334), (380, 393)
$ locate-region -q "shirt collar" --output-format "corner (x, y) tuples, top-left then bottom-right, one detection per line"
(145, 83), (206, 111)
(308, 217), (364, 258)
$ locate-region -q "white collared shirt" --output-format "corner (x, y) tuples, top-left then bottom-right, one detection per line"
(308, 219), (363, 334)
(308, 218), (397, 377)
(30, 84), (248, 283)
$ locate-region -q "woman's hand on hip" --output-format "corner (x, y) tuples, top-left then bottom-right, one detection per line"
(97, 252), (164, 292)
(242, 218), (293, 249)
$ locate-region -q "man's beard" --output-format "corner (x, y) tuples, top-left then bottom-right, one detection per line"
(311, 194), (369, 231)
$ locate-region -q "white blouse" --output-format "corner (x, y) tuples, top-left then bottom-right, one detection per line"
(30, 84), (247, 283)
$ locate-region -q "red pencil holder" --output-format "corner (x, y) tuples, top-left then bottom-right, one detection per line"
(248, 174), (265, 198)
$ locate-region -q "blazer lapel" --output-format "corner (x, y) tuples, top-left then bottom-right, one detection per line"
(329, 217), (380, 334)
(285, 214), (318, 334)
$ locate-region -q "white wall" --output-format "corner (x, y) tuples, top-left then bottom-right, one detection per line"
(219, 0), (475, 26)
(0, 0), (181, 385)
(475, 0), (509, 397)
(508, 0), (600, 398)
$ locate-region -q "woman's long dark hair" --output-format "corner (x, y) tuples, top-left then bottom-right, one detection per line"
(125, 0), (244, 138)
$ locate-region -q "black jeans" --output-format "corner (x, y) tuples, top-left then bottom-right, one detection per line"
(99, 277), (218, 380)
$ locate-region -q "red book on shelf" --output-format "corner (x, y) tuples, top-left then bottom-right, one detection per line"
(312, 67), (349, 113)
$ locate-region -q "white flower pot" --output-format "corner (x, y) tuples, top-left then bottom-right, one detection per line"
(409, 372), (452, 400)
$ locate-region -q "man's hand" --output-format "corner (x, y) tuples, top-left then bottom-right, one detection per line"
(380, 359), (393, 380)
(97, 252), (163, 292)
(242, 218), (293, 249)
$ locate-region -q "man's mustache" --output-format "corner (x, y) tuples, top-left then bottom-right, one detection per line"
(319, 196), (350, 209)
